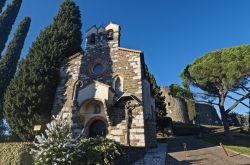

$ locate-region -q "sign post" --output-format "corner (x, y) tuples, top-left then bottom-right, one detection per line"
(33, 125), (41, 135)
(183, 143), (188, 157)
(220, 142), (229, 156)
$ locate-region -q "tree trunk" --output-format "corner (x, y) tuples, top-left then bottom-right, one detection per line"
(219, 96), (232, 140)
(248, 110), (250, 131)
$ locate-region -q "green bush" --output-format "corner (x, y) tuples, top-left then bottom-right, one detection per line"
(173, 122), (200, 136)
(0, 142), (33, 165)
(31, 115), (123, 165)
(73, 137), (122, 165)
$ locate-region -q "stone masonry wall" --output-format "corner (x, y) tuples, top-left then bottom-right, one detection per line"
(195, 103), (221, 125)
(161, 87), (189, 123)
(52, 53), (83, 116)
(51, 53), (83, 136)
(107, 48), (147, 147)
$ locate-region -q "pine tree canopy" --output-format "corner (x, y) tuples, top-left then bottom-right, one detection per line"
(4, 0), (82, 140)
(169, 84), (185, 98)
(0, 0), (7, 13)
(181, 45), (250, 95)
(181, 45), (250, 138)
(0, 17), (30, 119)
(0, 0), (22, 58)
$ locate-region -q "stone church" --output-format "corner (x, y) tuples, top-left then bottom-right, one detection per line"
(52, 23), (157, 148)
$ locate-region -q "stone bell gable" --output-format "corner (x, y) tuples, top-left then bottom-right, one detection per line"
(52, 22), (157, 148)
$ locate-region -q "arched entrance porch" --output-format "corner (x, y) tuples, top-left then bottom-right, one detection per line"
(79, 99), (108, 137)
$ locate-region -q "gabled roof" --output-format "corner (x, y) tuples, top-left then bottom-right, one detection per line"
(118, 47), (143, 54)
(114, 93), (142, 106)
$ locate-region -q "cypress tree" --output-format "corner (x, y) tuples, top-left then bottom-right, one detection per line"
(0, 17), (30, 119)
(145, 65), (166, 117)
(0, 0), (7, 13)
(0, 0), (22, 57)
(4, 0), (82, 140)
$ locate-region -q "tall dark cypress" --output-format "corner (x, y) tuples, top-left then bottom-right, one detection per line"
(0, 17), (30, 119)
(4, 0), (82, 140)
(0, 0), (7, 13)
(0, 0), (22, 57)
(145, 65), (166, 117)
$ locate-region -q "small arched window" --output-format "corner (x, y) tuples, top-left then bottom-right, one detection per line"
(89, 33), (96, 44)
(115, 77), (122, 94)
(107, 29), (114, 40)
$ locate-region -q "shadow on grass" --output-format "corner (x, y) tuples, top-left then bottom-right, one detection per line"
(197, 133), (250, 155)
(166, 154), (211, 165)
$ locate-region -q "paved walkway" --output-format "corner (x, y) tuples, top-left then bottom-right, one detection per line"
(166, 136), (250, 165)
(133, 143), (166, 165)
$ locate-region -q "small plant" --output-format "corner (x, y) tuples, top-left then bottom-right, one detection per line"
(31, 115), (76, 165)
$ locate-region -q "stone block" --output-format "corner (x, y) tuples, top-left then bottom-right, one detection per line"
(136, 129), (144, 133)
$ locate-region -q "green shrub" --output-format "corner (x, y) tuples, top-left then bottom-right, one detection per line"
(0, 142), (33, 165)
(74, 137), (122, 165)
(31, 114), (122, 165)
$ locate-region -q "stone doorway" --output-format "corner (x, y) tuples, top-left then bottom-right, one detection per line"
(89, 120), (107, 137)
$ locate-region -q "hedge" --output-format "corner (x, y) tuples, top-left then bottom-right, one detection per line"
(0, 142), (33, 165)
(172, 122), (200, 136)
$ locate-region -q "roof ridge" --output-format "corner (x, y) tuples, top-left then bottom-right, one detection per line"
(118, 47), (143, 54)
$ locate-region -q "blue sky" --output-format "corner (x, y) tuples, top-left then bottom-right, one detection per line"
(4, 0), (250, 114)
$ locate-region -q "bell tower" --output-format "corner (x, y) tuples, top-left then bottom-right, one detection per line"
(85, 22), (120, 50)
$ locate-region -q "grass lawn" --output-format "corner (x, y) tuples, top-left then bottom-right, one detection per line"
(156, 133), (168, 143)
(231, 126), (250, 135)
(201, 124), (223, 129)
(198, 134), (250, 156)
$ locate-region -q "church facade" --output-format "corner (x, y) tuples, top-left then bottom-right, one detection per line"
(52, 23), (157, 148)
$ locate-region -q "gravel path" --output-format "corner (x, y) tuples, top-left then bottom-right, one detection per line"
(166, 136), (250, 165)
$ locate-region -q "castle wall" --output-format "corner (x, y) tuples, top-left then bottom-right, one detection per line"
(161, 87), (189, 123)
(195, 103), (221, 125)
